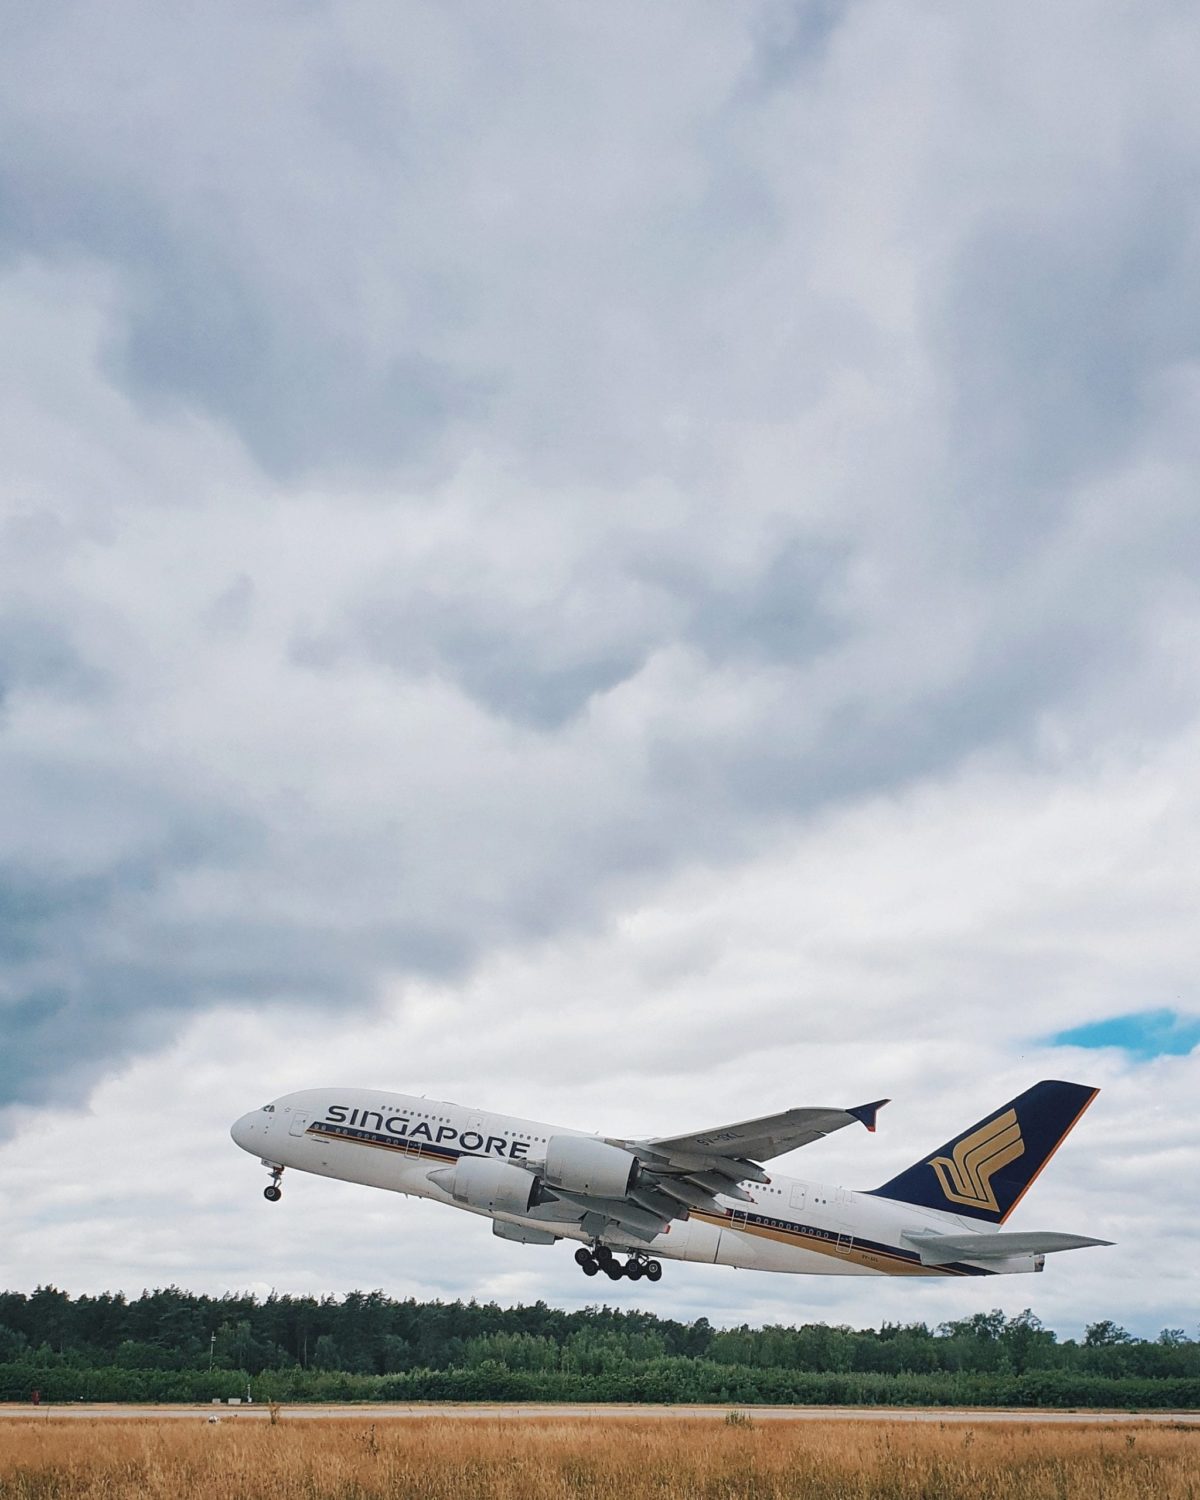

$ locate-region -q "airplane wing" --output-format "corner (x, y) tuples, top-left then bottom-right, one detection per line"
(494, 1100), (891, 1249)
(903, 1230), (1113, 1266)
(636, 1100), (890, 1170)
(559, 1100), (892, 1243)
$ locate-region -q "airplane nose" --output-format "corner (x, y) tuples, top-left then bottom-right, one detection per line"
(230, 1111), (258, 1152)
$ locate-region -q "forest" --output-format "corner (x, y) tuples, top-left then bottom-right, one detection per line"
(1, 1287), (1197, 1407)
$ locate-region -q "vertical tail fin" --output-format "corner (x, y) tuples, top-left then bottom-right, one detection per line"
(869, 1080), (1098, 1224)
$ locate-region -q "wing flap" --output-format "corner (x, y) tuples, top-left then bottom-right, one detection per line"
(555, 1191), (676, 1240)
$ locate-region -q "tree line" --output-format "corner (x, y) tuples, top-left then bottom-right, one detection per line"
(1, 1287), (1196, 1407)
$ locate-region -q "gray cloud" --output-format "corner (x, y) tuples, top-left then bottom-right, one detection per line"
(0, 613), (107, 706)
(0, 842), (473, 1111)
(935, 185), (1200, 514)
(332, 596), (646, 731)
(0, 0), (1197, 1162)
(300, 537), (846, 729)
(0, 150), (487, 478)
(739, 0), (848, 95)
(646, 540), (849, 668)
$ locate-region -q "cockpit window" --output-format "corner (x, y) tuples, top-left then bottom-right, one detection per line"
(262, 1104), (275, 1113)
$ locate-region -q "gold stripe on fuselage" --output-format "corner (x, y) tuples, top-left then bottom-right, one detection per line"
(689, 1210), (972, 1277)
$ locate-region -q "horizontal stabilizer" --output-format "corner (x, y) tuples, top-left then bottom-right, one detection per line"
(903, 1230), (1113, 1266)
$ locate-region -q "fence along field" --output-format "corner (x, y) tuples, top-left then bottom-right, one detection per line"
(0, 1417), (1198, 1499)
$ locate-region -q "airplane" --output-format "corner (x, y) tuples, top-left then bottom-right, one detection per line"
(230, 1079), (1111, 1283)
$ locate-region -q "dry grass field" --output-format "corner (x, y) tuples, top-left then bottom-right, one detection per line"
(1, 1415), (1197, 1499)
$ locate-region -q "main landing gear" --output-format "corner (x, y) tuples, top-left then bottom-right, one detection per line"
(574, 1244), (662, 1282)
(262, 1162), (284, 1202)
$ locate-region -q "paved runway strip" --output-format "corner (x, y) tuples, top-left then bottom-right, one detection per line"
(3, 1404), (1197, 1424)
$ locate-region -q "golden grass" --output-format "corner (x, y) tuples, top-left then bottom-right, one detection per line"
(0, 1415), (1197, 1499)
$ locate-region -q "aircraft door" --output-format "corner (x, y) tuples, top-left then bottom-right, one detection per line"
(789, 1184), (806, 1212)
(832, 1187), (853, 1254)
(289, 1113), (309, 1137)
(715, 1206), (763, 1268)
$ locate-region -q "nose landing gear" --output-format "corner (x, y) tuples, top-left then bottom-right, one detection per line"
(574, 1244), (661, 1282)
(262, 1162), (284, 1202)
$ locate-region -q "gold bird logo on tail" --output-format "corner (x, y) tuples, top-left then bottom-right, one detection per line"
(929, 1108), (1025, 1211)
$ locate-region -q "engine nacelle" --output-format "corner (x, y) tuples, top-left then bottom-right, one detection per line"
(493, 1219), (558, 1246)
(435, 1156), (548, 1216)
(544, 1135), (640, 1198)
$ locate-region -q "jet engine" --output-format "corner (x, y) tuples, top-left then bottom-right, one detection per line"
(544, 1135), (641, 1197)
(432, 1156), (550, 1216)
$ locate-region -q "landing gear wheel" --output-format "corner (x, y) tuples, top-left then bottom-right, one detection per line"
(604, 1262), (624, 1280)
(263, 1185), (282, 1202)
(626, 1261), (644, 1281)
(574, 1247), (592, 1267)
(645, 1259), (662, 1282)
(594, 1245), (614, 1268)
(581, 1258), (599, 1277)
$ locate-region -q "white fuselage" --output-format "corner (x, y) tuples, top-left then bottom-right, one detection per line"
(231, 1089), (1040, 1280)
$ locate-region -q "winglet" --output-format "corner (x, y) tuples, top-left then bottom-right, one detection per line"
(847, 1098), (890, 1133)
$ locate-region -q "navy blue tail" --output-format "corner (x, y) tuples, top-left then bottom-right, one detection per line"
(869, 1081), (1098, 1224)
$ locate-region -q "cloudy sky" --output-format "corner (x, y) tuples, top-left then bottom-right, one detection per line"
(2, 1), (1198, 1341)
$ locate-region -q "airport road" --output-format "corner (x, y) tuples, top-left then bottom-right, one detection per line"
(2, 1404), (1198, 1424)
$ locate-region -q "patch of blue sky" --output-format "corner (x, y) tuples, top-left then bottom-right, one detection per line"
(1049, 1008), (1200, 1061)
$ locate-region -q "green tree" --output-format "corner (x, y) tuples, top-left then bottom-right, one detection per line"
(311, 1334), (342, 1371)
(1001, 1309), (1055, 1375)
(1085, 1319), (1133, 1347)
